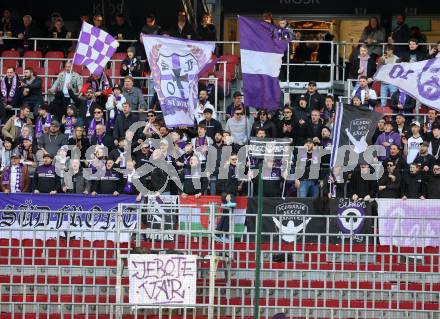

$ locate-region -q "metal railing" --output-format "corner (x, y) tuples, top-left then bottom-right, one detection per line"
(0, 197), (439, 318)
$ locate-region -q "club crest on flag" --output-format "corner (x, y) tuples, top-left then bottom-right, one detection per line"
(143, 36), (215, 128)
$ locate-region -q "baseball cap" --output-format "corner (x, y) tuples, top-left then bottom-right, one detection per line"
(299, 94), (307, 101)
(411, 120), (421, 127)
(113, 84), (122, 91)
(308, 81), (317, 86)
(43, 153), (53, 159)
(233, 91), (243, 98)
(10, 153), (20, 159)
(51, 120), (60, 127)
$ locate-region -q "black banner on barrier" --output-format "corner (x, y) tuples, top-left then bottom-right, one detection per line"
(329, 198), (373, 244)
(246, 197), (373, 243)
(246, 197), (327, 243)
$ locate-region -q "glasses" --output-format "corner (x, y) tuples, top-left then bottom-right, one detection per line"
(283, 111), (292, 114)
(387, 164), (395, 167)
(147, 114), (155, 117)
(260, 113), (267, 116)
(235, 113), (243, 116)
(94, 111), (102, 114)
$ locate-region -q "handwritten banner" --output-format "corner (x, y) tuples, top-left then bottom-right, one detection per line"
(129, 254), (197, 307)
(0, 193), (137, 242)
(377, 199), (440, 247)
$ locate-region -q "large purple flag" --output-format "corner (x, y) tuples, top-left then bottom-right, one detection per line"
(239, 16), (288, 111)
(73, 22), (119, 76)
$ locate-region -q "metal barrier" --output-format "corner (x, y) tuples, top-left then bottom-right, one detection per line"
(0, 197), (439, 319)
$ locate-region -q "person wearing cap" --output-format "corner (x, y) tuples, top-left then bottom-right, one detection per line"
(49, 60), (83, 104)
(91, 158), (123, 196)
(69, 85), (100, 120)
(413, 141), (436, 172)
(403, 121), (425, 164)
(303, 81), (325, 111)
(169, 10), (196, 39)
(1, 154), (30, 193)
(105, 84), (126, 128)
(61, 104), (84, 139)
(113, 102), (139, 144)
(194, 89), (216, 124)
(120, 46), (142, 87)
(375, 120), (402, 160)
(390, 88), (416, 114)
(351, 75), (378, 109)
(226, 91), (249, 119)
(198, 107), (222, 140)
(35, 104), (54, 143)
(38, 120), (68, 158)
(33, 153), (61, 194)
(251, 110), (277, 138)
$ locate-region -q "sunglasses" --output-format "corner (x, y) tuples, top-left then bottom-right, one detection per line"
(235, 113), (243, 116)
(94, 111), (102, 114)
(387, 164), (395, 167)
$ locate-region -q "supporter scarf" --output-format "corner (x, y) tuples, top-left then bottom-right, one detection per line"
(64, 116), (75, 138)
(399, 91), (407, 105)
(128, 58), (137, 76)
(358, 55), (370, 77)
(355, 87), (369, 104)
(87, 118), (105, 141)
(95, 133), (105, 145)
(0, 149), (12, 171)
(262, 165), (281, 180)
(90, 73), (110, 92)
(123, 170), (138, 194)
(2, 164), (24, 192)
(195, 136), (208, 148)
(1, 75), (17, 103)
(108, 95), (123, 127)
(35, 114), (53, 140)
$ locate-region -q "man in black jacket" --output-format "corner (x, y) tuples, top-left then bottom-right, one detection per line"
(306, 110), (325, 144)
(400, 38), (427, 62)
(401, 163), (426, 199)
(378, 161), (401, 198)
(169, 11), (196, 39)
(413, 141), (436, 173)
(350, 163), (378, 201)
(113, 102), (139, 145)
(251, 110), (277, 138)
(428, 123), (440, 160)
(390, 89), (416, 114)
(199, 108), (222, 140)
(426, 164), (440, 199)
(33, 153), (61, 194)
(390, 14), (410, 57)
(17, 67), (44, 112)
(303, 81), (325, 111)
(91, 158), (123, 195)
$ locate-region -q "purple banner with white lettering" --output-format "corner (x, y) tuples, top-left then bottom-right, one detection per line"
(377, 199), (440, 247)
(0, 193), (137, 242)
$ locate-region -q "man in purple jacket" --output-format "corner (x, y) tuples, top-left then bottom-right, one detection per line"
(375, 121), (402, 160)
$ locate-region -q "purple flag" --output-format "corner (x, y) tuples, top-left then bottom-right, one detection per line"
(239, 16), (288, 111)
(73, 22), (119, 76)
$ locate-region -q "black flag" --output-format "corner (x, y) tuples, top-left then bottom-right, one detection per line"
(330, 103), (383, 167)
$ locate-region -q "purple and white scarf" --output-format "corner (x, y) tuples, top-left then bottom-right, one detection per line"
(35, 114), (53, 141)
(399, 91), (407, 105)
(87, 118), (105, 141)
(1, 75), (17, 104)
(90, 73), (110, 92)
(64, 116), (75, 138)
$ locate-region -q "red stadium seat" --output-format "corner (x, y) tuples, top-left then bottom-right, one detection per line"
(45, 51), (65, 72)
(23, 50), (43, 69)
(1, 50), (20, 71)
(45, 238), (69, 265)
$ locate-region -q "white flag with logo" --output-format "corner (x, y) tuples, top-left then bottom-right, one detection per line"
(373, 58), (440, 111)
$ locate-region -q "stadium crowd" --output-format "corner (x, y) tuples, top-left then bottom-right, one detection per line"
(1, 10), (440, 203)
